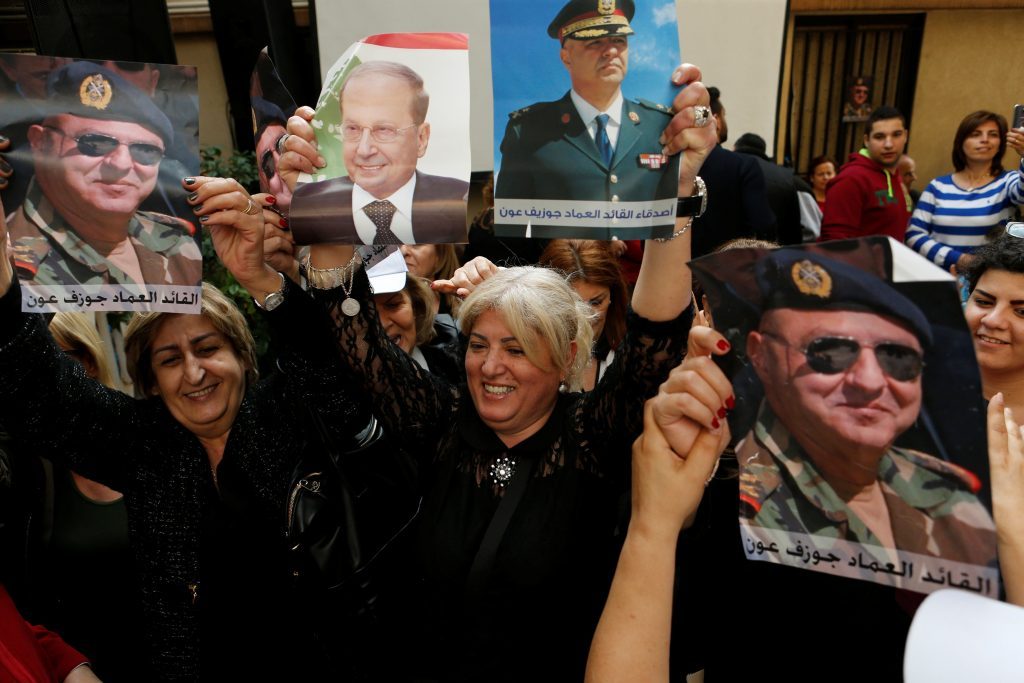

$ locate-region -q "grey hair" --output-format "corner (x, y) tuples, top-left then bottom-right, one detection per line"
(339, 61), (430, 123)
(457, 266), (594, 391)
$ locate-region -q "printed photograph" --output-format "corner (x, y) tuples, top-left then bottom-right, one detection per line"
(691, 237), (999, 595)
(491, 0), (681, 239)
(288, 33), (471, 246)
(0, 54), (201, 313)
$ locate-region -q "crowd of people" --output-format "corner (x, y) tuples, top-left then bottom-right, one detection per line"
(2, 4), (1024, 682)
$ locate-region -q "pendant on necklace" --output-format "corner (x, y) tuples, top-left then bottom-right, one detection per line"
(490, 456), (517, 487)
(341, 297), (361, 316)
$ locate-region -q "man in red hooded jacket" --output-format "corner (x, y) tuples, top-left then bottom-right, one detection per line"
(820, 106), (912, 242)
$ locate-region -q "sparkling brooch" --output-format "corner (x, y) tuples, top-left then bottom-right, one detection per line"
(490, 456), (517, 487)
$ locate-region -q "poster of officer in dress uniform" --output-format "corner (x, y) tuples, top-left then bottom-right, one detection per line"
(0, 54), (201, 313)
(690, 237), (999, 596)
(491, 0), (683, 240)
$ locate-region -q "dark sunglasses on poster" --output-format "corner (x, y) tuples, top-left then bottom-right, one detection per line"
(762, 332), (924, 382)
(42, 125), (165, 166)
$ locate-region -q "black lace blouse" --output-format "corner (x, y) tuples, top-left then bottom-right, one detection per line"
(315, 266), (692, 681)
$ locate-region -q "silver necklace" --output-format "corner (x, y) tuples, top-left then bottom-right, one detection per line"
(339, 258), (360, 316)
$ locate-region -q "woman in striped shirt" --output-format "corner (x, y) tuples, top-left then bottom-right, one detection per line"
(905, 110), (1024, 271)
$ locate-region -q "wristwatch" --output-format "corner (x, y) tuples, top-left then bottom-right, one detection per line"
(676, 176), (707, 218)
(254, 272), (287, 311)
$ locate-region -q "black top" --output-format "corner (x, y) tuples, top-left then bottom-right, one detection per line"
(0, 277), (367, 681)
(692, 144), (777, 258)
(32, 464), (144, 683)
(314, 265), (692, 681)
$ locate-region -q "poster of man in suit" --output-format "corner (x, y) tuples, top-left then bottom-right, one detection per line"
(289, 34), (470, 246)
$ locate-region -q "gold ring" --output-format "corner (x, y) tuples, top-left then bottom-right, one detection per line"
(242, 197), (260, 215)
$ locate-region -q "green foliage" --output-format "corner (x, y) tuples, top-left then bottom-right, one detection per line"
(200, 146), (259, 189)
(197, 146), (271, 363)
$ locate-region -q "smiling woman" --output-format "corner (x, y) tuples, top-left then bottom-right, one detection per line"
(964, 235), (1024, 418)
(276, 57), (717, 680)
(0, 177), (372, 680)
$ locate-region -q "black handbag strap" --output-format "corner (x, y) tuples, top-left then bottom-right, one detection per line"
(465, 456), (535, 598)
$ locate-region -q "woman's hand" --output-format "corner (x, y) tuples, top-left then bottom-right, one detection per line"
(660, 64), (719, 195)
(0, 134), (12, 191)
(277, 106), (324, 193)
(652, 325), (734, 461)
(1007, 127), (1024, 158)
(632, 394), (725, 539)
(432, 256), (501, 299)
(987, 393), (1024, 605)
(0, 193), (11, 297)
(259, 195), (299, 282)
(182, 176), (280, 298)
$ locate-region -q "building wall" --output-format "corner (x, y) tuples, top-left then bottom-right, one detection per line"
(678, 0), (790, 151)
(910, 9), (1024, 187)
(174, 34), (233, 153)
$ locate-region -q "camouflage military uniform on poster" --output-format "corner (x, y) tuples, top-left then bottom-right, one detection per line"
(3, 60), (202, 301)
(738, 402), (997, 568)
(8, 179), (201, 288)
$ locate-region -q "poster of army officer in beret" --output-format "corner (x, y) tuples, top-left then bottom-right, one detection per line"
(690, 238), (999, 596)
(491, 0), (684, 240)
(288, 34), (470, 246)
(0, 56), (201, 313)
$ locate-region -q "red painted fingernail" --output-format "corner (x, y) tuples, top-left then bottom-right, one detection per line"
(266, 195), (277, 205)
(717, 407), (726, 418)
(711, 418), (720, 429)
(280, 217), (289, 228)
(726, 396), (735, 410)
(716, 339), (730, 351)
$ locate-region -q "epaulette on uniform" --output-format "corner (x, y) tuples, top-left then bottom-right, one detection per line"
(737, 441), (784, 518)
(509, 105), (532, 121)
(739, 467), (778, 517)
(139, 211), (197, 237)
(10, 236), (50, 278)
(508, 100), (562, 121)
(635, 98), (673, 117)
(898, 447), (983, 494)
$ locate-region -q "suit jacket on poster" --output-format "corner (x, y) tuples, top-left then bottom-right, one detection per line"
(290, 170), (469, 245)
(494, 90), (677, 239)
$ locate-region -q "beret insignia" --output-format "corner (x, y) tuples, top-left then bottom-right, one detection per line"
(791, 260), (832, 299)
(79, 74), (113, 111)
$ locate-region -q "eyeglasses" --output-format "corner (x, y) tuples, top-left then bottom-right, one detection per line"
(43, 125), (164, 166)
(1005, 222), (1024, 238)
(340, 122), (419, 144)
(762, 332), (924, 382)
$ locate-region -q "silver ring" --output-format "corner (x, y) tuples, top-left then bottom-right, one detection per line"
(693, 105), (712, 128)
(704, 456), (721, 487)
(275, 133), (291, 155)
(242, 197), (260, 216)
